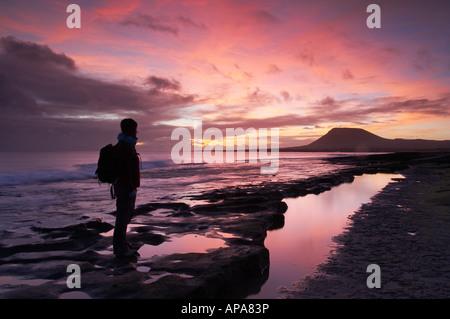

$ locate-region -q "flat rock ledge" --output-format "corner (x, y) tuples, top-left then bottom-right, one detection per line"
(1, 152), (448, 298)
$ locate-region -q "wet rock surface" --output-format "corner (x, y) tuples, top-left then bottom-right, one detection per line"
(1, 152), (449, 298)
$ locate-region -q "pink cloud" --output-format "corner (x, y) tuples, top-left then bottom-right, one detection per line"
(1, 0), (449, 151)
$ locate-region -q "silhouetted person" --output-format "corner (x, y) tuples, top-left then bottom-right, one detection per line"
(113, 118), (140, 257)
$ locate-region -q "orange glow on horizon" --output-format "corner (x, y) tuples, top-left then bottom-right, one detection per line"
(1, 0), (449, 150)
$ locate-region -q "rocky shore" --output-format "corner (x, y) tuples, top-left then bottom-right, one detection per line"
(283, 152), (450, 298)
(0, 151), (448, 298)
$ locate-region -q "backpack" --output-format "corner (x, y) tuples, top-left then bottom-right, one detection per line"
(95, 144), (119, 184)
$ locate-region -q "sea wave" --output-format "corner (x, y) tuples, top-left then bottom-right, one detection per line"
(0, 170), (96, 187)
(0, 159), (175, 187)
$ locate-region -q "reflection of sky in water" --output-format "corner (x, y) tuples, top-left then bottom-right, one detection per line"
(249, 173), (403, 298)
(0, 151), (396, 297)
(0, 151), (355, 233)
(138, 233), (228, 259)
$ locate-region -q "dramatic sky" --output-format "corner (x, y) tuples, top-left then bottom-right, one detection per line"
(1, 0), (449, 151)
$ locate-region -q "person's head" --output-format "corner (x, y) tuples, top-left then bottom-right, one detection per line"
(120, 118), (138, 138)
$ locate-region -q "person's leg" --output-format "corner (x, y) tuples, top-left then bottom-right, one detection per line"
(113, 185), (135, 255)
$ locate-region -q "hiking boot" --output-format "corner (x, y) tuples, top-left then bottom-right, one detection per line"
(115, 249), (139, 257)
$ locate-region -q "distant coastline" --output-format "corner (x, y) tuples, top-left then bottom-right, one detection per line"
(280, 128), (450, 152)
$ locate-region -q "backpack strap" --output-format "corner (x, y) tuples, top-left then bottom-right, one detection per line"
(109, 175), (120, 199)
(110, 184), (115, 199)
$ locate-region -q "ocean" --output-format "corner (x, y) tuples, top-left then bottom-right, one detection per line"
(0, 151), (352, 234)
(1, 150), (400, 298)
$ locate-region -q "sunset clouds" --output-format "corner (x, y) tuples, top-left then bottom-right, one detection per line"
(0, 0), (449, 151)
